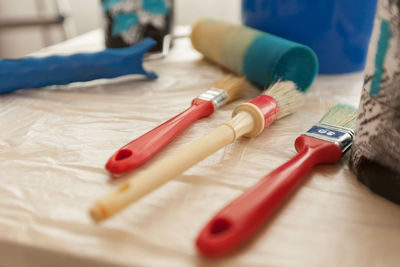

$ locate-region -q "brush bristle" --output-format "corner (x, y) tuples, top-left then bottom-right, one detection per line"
(263, 80), (303, 119)
(320, 104), (358, 129)
(213, 74), (247, 101)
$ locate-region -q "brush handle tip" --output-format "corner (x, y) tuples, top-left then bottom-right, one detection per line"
(90, 203), (108, 222)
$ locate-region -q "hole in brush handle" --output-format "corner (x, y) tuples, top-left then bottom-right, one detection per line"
(115, 149), (133, 161)
(196, 217), (239, 257)
(209, 218), (232, 235)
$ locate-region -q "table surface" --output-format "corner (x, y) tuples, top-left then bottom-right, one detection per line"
(1, 29), (400, 267)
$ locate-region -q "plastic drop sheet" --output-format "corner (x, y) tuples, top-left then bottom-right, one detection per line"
(1, 29), (400, 267)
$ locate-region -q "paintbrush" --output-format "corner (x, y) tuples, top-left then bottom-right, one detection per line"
(195, 104), (358, 257)
(105, 74), (246, 174)
(90, 80), (303, 222)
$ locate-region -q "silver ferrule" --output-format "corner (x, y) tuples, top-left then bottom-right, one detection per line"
(196, 87), (229, 109)
(303, 123), (355, 153)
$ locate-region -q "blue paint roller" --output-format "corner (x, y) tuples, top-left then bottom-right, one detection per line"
(0, 37), (157, 94)
(190, 18), (318, 91)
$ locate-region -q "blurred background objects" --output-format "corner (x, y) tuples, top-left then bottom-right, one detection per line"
(0, 0), (240, 58)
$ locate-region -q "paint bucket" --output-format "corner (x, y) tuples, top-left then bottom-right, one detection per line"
(350, 0), (400, 205)
(241, 0), (378, 74)
(101, 0), (173, 52)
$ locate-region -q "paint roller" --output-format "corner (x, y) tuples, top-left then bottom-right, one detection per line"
(190, 18), (319, 91)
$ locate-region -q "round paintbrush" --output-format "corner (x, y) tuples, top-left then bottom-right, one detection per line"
(90, 80), (303, 222)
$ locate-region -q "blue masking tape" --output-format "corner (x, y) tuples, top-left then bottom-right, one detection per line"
(0, 37), (157, 95)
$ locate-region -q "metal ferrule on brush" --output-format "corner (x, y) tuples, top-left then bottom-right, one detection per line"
(303, 123), (355, 153)
(196, 88), (229, 109)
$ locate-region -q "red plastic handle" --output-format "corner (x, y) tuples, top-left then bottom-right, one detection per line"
(106, 98), (215, 174)
(196, 136), (343, 257)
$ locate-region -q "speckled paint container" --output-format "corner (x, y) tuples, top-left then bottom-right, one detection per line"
(102, 0), (173, 52)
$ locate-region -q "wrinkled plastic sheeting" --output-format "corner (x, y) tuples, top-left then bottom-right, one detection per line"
(1, 29), (400, 267)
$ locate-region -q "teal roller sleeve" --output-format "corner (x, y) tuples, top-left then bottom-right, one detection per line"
(243, 35), (318, 90)
(191, 18), (318, 91)
(0, 37), (157, 94)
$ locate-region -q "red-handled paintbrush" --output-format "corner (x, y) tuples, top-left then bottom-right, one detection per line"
(90, 81), (303, 222)
(196, 104), (357, 257)
(105, 75), (246, 174)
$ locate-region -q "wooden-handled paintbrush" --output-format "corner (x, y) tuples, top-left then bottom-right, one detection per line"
(90, 81), (303, 222)
(105, 74), (246, 174)
(196, 104), (358, 257)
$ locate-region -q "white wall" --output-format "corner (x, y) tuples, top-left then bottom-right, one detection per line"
(0, 0), (240, 58)
(175, 0), (240, 25)
(68, 0), (241, 32)
(0, 0), (58, 57)
(68, 0), (103, 35)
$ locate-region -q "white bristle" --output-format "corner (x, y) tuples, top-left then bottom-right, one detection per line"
(263, 80), (304, 119)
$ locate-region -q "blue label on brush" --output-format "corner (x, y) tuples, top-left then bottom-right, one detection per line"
(306, 126), (346, 139)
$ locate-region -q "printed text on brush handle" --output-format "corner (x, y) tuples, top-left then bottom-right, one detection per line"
(303, 123), (354, 152)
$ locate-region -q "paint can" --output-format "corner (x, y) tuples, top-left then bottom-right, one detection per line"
(101, 0), (173, 52)
(241, 0), (378, 74)
(350, 0), (400, 204)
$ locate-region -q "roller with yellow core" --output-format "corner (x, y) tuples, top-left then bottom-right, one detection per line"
(190, 18), (318, 91)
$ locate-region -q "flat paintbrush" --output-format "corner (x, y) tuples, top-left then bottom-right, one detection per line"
(196, 104), (358, 257)
(106, 74), (246, 174)
(90, 81), (303, 222)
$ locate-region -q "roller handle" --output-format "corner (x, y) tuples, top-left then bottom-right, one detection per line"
(105, 98), (215, 174)
(196, 136), (343, 257)
(0, 38), (157, 94)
